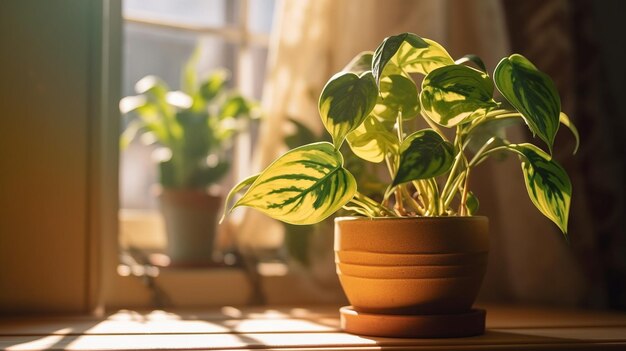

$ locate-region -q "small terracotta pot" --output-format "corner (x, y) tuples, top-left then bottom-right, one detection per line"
(159, 189), (221, 266)
(334, 216), (488, 315)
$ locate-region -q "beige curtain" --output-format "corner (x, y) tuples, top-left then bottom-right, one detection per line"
(239, 0), (587, 305)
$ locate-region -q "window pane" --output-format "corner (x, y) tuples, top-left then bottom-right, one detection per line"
(248, 0), (275, 33)
(121, 23), (237, 209)
(124, 0), (238, 27)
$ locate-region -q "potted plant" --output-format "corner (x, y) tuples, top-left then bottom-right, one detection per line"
(121, 53), (258, 266)
(223, 33), (579, 337)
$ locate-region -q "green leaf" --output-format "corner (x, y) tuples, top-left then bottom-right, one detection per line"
(466, 191), (479, 215)
(343, 51), (374, 74)
(319, 71), (378, 148)
(455, 54), (487, 73)
(182, 46), (201, 94)
(346, 115), (396, 163)
(134, 75), (169, 98)
(232, 142), (356, 225)
(200, 69), (229, 102)
(392, 129), (454, 186)
(494, 54), (561, 153)
(220, 94), (253, 119)
(559, 112), (580, 154)
(375, 74), (420, 121)
(119, 118), (143, 150)
(508, 143), (572, 235)
(176, 110), (211, 158)
(221, 174), (260, 223)
(421, 65), (498, 127)
(372, 32), (454, 86)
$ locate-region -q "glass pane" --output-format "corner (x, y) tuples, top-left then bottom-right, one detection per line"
(121, 23), (237, 209)
(250, 44), (269, 99)
(248, 0), (276, 33)
(124, 0), (238, 27)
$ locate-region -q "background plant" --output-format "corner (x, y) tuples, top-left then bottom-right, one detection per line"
(224, 33), (579, 238)
(120, 51), (258, 190)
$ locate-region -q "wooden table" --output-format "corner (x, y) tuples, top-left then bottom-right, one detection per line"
(2, 304), (626, 350)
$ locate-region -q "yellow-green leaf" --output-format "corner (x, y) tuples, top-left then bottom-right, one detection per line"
(372, 32), (454, 86)
(346, 115), (396, 163)
(220, 173), (259, 223)
(343, 51), (374, 74)
(319, 71), (378, 149)
(494, 54), (561, 153)
(559, 112), (580, 154)
(233, 142), (356, 225)
(375, 74), (420, 121)
(508, 143), (572, 236)
(393, 129), (454, 186)
(421, 65), (498, 127)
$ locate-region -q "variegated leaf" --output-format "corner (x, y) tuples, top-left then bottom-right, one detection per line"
(220, 174), (259, 223)
(375, 74), (420, 121)
(319, 71), (378, 148)
(393, 129), (454, 186)
(466, 191), (480, 216)
(343, 51), (374, 74)
(232, 142), (356, 225)
(455, 54), (487, 73)
(421, 65), (498, 127)
(560, 112), (580, 154)
(508, 143), (571, 235)
(346, 115), (396, 163)
(372, 32), (454, 86)
(494, 54), (561, 153)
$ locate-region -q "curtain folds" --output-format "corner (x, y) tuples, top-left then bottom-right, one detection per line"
(239, 0), (588, 305)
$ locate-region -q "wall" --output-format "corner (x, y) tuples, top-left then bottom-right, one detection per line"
(0, 0), (120, 314)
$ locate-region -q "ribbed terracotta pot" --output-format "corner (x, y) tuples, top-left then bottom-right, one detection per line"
(334, 216), (489, 315)
(159, 189), (221, 266)
(335, 216), (489, 337)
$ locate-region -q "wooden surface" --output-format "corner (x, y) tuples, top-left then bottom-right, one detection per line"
(1, 304), (626, 350)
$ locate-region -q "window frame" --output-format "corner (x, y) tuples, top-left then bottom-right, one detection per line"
(104, 0), (279, 310)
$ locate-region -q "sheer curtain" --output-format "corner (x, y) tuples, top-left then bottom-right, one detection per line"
(239, 0), (587, 305)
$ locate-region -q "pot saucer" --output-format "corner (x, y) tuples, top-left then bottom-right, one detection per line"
(339, 306), (485, 338)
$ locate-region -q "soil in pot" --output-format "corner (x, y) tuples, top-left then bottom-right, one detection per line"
(334, 216), (489, 338)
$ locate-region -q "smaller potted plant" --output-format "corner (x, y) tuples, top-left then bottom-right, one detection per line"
(223, 33), (579, 337)
(121, 53), (258, 266)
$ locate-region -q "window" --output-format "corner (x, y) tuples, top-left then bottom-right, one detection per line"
(120, 0), (274, 210)
(113, 0), (279, 308)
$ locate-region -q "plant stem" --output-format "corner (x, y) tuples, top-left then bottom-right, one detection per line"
(441, 150), (464, 203)
(412, 180), (429, 211)
(428, 178), (440, 215)
(395, 186), (406, 215)
(459, 169), (470, 216)
(443, 171), (466, 209)
(393, 112), (406, 215)
(354, 192), (396, 217)
(468, 144), (510, 168)
(465, 110), (521, 135)
(402, 186), (425, 215)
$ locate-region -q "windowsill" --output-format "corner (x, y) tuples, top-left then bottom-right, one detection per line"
(109, 210), (346, 309)
(2, 304), (626, 350)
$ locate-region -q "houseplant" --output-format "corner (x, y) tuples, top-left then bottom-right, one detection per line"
(120, 53), (257, 266)
(223, 33), (579, 337)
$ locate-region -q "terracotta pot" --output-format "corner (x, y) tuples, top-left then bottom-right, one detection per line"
(159, 189), (221, 266)
(334, 216), (489, 315)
